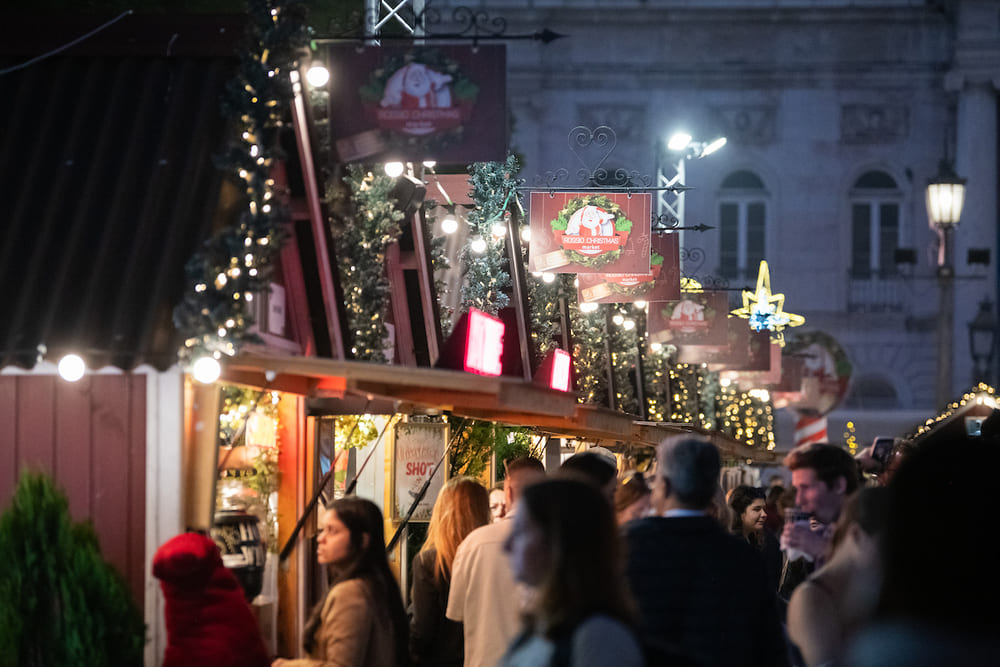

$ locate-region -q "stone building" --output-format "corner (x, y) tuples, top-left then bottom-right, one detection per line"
(434, 0), (1000, 449)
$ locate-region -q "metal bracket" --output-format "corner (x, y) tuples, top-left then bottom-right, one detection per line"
(531, 125), (691, 194)
(326, 3), (565, 45)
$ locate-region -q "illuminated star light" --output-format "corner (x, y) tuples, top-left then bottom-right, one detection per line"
(731, 260), (804, 345)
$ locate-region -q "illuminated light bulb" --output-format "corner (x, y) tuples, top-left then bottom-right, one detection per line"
(650, 341), (662, 352)
(306, 63), (330, 88)
(579, 302), (599, 313)
(195, 283), (207, 292)
(520, 227), (531, 243)
(215, 273), (227, 288)
(623, 319), (636, 330)
(192, 356), (222, 384)
(422, 160), (436, 168)
(613, 314), (625, 325)
(246, 293), (254, 301)
(58, 354), (86, 382)
(542, 272), (555, 284)
(470, 237), (487, 254)
(218, 327), (227, 337)
(634, 300), (647, 310)
(250, 145), (260, 158)
(384, 161), (405, 178)
(491, 222), (507, 239)
(441, 215), (459, 234)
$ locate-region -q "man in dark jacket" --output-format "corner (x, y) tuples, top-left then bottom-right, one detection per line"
(624, 436), (790, 667)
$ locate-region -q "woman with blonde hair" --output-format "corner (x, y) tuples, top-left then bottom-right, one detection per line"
(409, 476), (491, 666)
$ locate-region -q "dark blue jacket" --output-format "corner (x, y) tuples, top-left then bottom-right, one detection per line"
(624, 515), (790, 667)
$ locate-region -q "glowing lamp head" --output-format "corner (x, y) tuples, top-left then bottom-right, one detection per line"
(305, 63), (329, 88)
(441, 215), (459, 234)
(384, 161), (405, 178)
(57, 354), (86, 382)
(668, 132), (692, 152)
(192, 356), (222, 384)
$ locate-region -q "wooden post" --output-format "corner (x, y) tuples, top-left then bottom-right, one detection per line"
(505, 204), (535, 380)
(182, 378), (220, 532)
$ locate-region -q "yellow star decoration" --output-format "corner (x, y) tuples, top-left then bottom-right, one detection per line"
(731, 260), (804, 346)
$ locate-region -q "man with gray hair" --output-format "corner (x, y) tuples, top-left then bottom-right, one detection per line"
(623, 436), (789, 666)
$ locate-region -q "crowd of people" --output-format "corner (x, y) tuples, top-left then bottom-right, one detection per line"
(156, 418), (1000, 667)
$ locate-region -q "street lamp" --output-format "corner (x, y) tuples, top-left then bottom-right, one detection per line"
(926, 159), (967, 408)
(968, 299), (997, 386)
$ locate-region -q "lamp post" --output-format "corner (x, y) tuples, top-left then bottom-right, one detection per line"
(968, 299), (997, 386)
(926, 159), (967, 408)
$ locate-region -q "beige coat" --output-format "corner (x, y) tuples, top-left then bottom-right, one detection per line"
(284, 578), (398, 667)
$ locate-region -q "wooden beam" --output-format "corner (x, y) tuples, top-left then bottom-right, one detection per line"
(385, 242), (417, 365)
(409, 208), (443, 365)
(289, 70), (345, 358)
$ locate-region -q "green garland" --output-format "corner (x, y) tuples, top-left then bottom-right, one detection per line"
(330, 166), (405, 362)
(173, 0), (309, 363)
(461, 155), (522, 315)
(528, 272), (575, 365)
(570, 305), (609, 406)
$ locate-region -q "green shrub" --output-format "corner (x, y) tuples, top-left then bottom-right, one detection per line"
(0, 472), (145, 667)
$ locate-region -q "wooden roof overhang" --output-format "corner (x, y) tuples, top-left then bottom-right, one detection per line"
(221, 351), (698, 447)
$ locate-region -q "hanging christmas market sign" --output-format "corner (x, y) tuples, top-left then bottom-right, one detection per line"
(325, 44), (507, 164)
(528, 192), (651, 274)
(647, 290), (729, 346)
(577, 232), (681, 303)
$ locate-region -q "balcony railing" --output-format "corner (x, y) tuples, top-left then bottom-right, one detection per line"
(846, 271), (911, 313)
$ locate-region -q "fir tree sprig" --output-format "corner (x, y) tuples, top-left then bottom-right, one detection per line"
(330, 166), (405, 362)
(461, 155), (523, 315)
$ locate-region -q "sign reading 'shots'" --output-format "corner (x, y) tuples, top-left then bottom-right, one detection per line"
(528, 192), (651, 274)
(325, 45), (506, 164)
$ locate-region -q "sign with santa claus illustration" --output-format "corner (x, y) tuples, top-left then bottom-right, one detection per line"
(577, 233), (680, 303)
(527, 192), (651, 274)
(646, 290), (729, 346)
(325, 45), (506, 164)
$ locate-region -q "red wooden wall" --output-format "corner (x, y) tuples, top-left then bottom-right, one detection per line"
(0, 374), (146, 604)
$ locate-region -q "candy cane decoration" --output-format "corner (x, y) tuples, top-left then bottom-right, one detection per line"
(794, 414), (828, 448)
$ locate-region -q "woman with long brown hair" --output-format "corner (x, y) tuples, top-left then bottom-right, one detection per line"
(409, 476), (490, 666)
(272, 496), (408, 667)
(500, 478), (645, 666)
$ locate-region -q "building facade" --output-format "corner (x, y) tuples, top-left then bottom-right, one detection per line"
(437, 0), (1000, 449)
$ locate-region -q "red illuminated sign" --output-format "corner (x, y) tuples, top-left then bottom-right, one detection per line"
(464, 308), (504, 376)
(550, 348), (571, 391)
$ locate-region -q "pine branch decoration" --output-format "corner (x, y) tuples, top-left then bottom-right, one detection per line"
(330, 166), (405, 362)
(460, 155), (522, 315)
(173, 0), (309, 363)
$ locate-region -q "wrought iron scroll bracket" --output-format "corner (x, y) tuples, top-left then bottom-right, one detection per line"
(531, 125), (693, 195)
